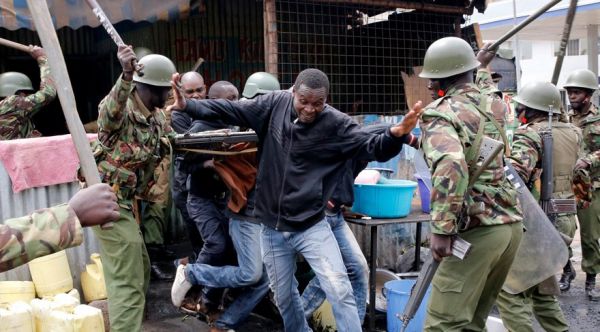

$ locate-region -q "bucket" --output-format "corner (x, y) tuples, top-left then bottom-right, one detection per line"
(28, 250), (73, 298)
(384, 279), (431, 332)
(81, 254), (107, 303)
(0, 281), (35, 304)
(353, 180), (417, 218)
(414, 175), (431, 213)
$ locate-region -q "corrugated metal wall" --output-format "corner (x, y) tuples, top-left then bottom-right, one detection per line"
(0, 164), (100, 293)
(99, 0), (265, 91)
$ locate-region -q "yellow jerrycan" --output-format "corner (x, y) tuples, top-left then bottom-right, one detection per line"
(0, 281), (35, 304)
(0, 301), (35, 332)
(80, 253), (107, 303)
(28, 250), (73, 297)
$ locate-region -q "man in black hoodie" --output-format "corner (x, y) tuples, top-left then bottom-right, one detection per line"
(169, 68), (422, 331)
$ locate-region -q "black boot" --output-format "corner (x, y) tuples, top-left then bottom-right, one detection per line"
(150, 262), (175, 281)
(559, 260), (576, 292)
(587, 273), (600, 301)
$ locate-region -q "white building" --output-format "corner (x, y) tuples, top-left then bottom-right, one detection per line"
(471, 0), (600, 89)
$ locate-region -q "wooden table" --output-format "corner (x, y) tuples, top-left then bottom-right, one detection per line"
(345, 204), (431, 331)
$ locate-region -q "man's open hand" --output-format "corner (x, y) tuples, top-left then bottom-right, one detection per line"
(170, 73), (186, 111)
(390, 100), (424, 137)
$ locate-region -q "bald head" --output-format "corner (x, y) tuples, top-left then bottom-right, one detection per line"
(208, 81), (239, 101)
(180, 71), (206, 100)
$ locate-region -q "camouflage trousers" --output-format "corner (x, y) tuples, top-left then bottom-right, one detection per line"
(424, 222), (523, 332)
(577, 190), (600, 274)
(92, 205), (150, 332)
(496, 283), (568, 332)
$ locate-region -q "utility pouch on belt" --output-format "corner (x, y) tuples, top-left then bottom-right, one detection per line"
(459, 136), (505, 231)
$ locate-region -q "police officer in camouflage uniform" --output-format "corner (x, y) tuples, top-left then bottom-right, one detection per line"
(418, 37), (523, 331)
(0, 183), (118, 273)
(496, 81), (577, 332)
(567, 68), (600, 300)
(130, 47), (177, 281)
(0, 45), (56, 140)
(91, 45), (175, 332)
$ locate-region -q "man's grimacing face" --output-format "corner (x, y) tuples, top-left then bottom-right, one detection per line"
(292, 84), (327, 124)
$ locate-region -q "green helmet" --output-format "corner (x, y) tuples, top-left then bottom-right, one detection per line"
(242, 72), (280, 98)
(133, 47), (153, 60)
(133, 54), (176, 87)
(419, 37), (480, 79)
(513, 81), (562, 114)
(0, 72), (34, 97)
(563, 69), (598, 91)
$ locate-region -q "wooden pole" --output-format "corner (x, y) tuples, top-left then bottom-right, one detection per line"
(263, 0), (278, 76)
(488, 0), (561, 51)
(26, 0), (113, 228)
(0, 37), (30, 53)
(551, 0), (578, 85)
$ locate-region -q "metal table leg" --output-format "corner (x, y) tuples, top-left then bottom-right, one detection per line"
(368, 225), (378, 331)
(413, 221), (422, 271)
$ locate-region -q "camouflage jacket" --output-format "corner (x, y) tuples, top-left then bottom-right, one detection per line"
(0, 204), (82, 273)
(93, 76), (172, 202)
(420, 82), (522, 235)
(510, 120), (581, 200)
(0, 57), (56, 140)
(572, 105), (600, 181)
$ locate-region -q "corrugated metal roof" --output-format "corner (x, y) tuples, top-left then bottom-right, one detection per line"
(0, 163), (101, 294)
(0, 0), (190, 30)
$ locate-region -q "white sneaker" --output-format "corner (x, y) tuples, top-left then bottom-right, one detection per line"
(171, 264), (192, 307)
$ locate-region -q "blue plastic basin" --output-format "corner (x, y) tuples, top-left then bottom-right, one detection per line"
(352, 180), (417, 218)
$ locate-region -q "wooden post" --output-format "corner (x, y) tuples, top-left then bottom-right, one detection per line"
(263, 0), (278, 76)
(26, 0), (112, 228)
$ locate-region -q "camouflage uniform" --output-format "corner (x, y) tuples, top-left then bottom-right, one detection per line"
(92, 76), (172, 332)
(420, 83), (523, 331)
(496, 119), (578, 332)
(0, 204), (82, 273)
(572, 104), (600, 275)
(0, 57), (56, 140)
(140, 108), (172, 248)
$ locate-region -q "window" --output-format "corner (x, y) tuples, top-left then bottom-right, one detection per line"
(567, 39), (579, 56)
(520, 41), (532, 60)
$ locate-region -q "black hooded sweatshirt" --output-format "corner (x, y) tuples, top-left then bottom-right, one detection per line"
(183, 90), (408, 231)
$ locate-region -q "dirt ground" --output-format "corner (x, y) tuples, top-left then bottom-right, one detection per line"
(141, 231), (600, 332)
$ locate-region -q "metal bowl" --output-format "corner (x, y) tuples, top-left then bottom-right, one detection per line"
(369, 268), (400, 312)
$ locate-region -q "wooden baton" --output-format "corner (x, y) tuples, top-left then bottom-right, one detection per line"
(0, 37), (31, 53)
(84, 0), (144, 76)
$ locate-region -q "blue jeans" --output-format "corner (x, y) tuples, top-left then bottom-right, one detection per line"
(186, 193), (232, 265)
(172, 159), (202, 254)
(186, 218), (264, 288)
(186, 218), (270, 329)
(262, 219), (362, 332)
(301, 212), (368, 322)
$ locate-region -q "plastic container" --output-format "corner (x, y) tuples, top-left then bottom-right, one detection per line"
(384, 279), (431, 332)
(0, 301), (35, 332)
(81, 254), (107, 303)
(312, 300), (336, 331)
(414, 175), (431, 213)
(353, 180), (417, 218)
(0, 281), (35, 304)
(28, 250), (73, 298)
